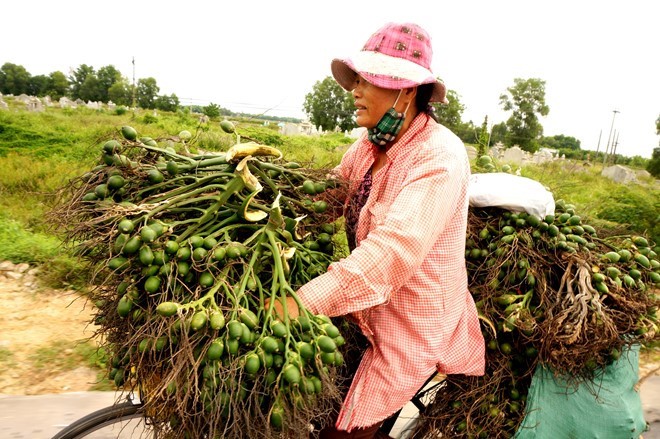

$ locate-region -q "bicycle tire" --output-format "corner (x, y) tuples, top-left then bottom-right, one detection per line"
(51, 400), (151, 439)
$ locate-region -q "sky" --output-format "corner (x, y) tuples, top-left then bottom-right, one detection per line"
(2, 0), (659, 158)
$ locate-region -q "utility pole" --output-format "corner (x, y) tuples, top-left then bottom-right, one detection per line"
(602, 109), (620, 166)
(594, 129), (602, 156)
(131, 56), (136, 109)
(610, 131), (620, 165)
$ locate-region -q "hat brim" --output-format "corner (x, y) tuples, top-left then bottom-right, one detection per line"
(331, 52), (448, 104)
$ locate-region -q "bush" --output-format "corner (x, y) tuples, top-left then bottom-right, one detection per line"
(647, 147), (660, 178)
(142, 113), (158, 124)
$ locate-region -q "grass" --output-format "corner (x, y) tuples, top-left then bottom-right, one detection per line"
(28, 339), (113, 390)
(0, 215), (62, 262)
(0, 215), (90, 289)
(30, 340), (95, 371)
(279, 133), (347, 168)
(0, 155), (85, 231)
(0, 347), (15, 367)
(0, 109), (111, 160)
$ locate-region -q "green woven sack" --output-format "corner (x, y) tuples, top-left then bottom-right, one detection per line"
(515, 345), (647, 439)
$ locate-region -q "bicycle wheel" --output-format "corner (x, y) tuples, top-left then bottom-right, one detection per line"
(51, 400), (159, 439)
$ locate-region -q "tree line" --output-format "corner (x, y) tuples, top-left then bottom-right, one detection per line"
(303, 76), (658, 175)
(0, 62), (182, 112)
(0, 62), (306, 123)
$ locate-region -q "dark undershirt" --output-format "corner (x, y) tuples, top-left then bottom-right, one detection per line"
(344, 168), (373, 251)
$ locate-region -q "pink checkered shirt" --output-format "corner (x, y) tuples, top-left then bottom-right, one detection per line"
(297, 113), (485, 431)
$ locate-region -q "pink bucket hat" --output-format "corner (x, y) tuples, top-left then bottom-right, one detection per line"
(331, 22), (448, 104)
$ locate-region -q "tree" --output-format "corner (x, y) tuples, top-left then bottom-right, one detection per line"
(645, 147), (660, 178)
(69, 64), (95, 100)
(27, 74), (49, 96)
(539, 134), (581, 151)
(155, 93), (180, 112)
(647, 115), (660, 178)
(97, 65), (123, 102)
(46, 71), (69, 100)
(136, 77), (160, 109)
(432, 90), (504, 147)
(303, 76), (356, 132)
(626, 155), (649, 169)
(499, 78), (549, 152)
(0, 62), (31, 95)
(108, 79), (132, 106)
(433, 89), (465, 133)
(79, 74), (103, 102)
(202, 103), (221, 119)
(490, 122), (508, 146)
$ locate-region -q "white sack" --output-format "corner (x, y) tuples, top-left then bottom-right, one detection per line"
(468, 173), (555, 218)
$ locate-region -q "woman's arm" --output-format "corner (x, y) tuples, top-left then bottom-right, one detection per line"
(298, 142), (469, 317)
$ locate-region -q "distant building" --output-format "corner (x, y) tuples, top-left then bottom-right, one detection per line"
(279, 120), (320, 136)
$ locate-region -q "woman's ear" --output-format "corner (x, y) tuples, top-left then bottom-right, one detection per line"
(400, 87), (417, 111)
(405, 87), (417, 104)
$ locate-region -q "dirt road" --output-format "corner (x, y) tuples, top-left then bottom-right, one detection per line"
(0, 274), (100, 395)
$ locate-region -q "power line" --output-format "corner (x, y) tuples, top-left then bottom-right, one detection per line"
(177, 97), (303, 119)
(179, 97), (299, 112)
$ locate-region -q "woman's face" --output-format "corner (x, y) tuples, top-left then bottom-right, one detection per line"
(351, 75), (401, 129)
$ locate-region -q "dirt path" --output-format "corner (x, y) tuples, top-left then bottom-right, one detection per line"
(0, 276), (100, 395)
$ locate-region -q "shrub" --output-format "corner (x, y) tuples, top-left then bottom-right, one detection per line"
(647, 147), (660, 178)
(142, 113), (158, 124)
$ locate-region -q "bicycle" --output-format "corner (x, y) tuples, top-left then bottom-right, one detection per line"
(50, 390), (156, 439)
(51, 375), (445, 439)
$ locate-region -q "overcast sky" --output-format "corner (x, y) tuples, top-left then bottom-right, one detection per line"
(3, 0), (658, 158)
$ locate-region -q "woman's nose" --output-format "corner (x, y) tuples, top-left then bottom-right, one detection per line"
(352, 84), (362, 98)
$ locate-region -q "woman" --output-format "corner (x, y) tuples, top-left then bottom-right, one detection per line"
(273, 22), (485, 438)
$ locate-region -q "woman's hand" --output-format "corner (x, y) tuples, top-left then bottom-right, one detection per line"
(264, 296), (300, 320)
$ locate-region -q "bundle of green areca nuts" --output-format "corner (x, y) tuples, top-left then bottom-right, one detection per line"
(410, 159), (659, 439)
(52, 122), (354, 439)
